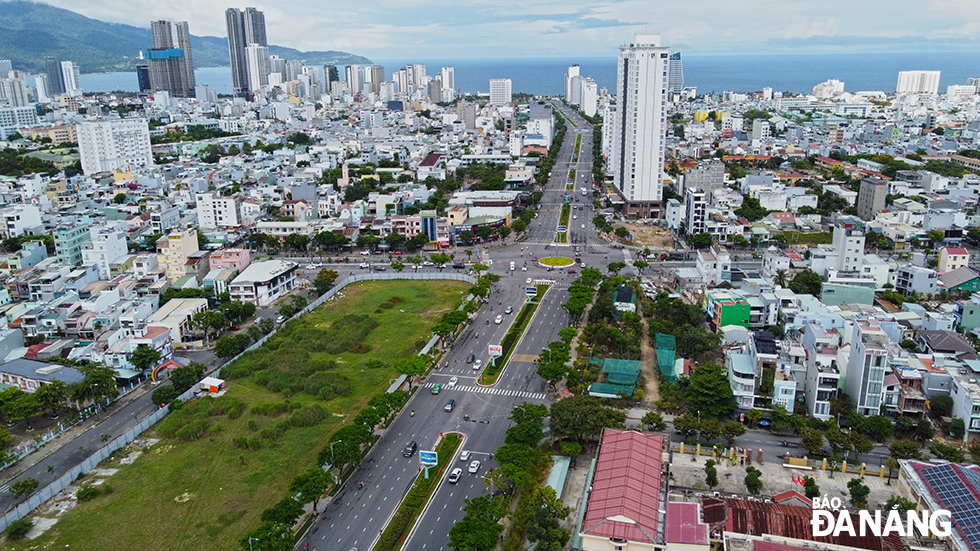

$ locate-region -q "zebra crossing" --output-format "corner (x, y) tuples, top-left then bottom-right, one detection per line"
(423, 382), (546, 400)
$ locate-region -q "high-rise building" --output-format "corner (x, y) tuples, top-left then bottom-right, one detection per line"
(77, 119), (153, 175)
(0, 106), (37, 139)
(269, 55), (286, 81)
(226, 7), (267, 96)
(285, 60), (303, 82)
(245, 44), (271, 92)
(489, 78), (512, 106)
(0, 59), (12, 77)
(196, 192), (242, 228)
(45, 56), (66, 96)
(612, 34), (670, 218)
(323, 65), (338, 86)
(60, 61), (82, 96)
(136, 62), (152, 93)
(668, 52), (683, 95)
(581, 77), (598, 117)
(565, 64), (580, 103)
(34, 74), (50, 102)
(147, 20), (196, 97)
(856, 178), (887, 221)
(845, 314), (889, 416)
(896, 70), (941, 95)
(684, 187), (707, 235)
(0, 76), (29, 107)
(345, 65), (362, 95)
(365, 65), (385, 95)
(441, 66), (455, 102)
(832, 216), (866, 273)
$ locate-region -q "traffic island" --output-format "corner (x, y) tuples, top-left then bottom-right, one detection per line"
(539, 256), (574, 268)
(477, 286), (548, 385)
(373, 433), (462, 551)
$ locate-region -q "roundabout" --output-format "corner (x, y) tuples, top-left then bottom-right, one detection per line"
(539, 256), (575, 267)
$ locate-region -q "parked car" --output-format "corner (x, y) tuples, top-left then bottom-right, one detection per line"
(275, 315), (286, 324)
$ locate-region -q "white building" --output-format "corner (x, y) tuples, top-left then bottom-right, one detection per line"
(440, 66), (455, 102)
(0, 106), (38, 139)
(832, 217), (866, 273)
(196, 192), (242, 228)
(488, 78), (512, 106)
(77, 119), (153, 175)
(565, 64), (580, 103)
(845, 315), (889, 416)
(229, 260), (298, 307)
(0, 204), (42, 238)
(245, 43), (271, 91)
(684, 187), (706, 235)
(60, 61), (82, 95)
(80, 224), (129, 280)
(580, 77), (598, 117)
(897, 70), (941, 95)
(611, 34), (669, 218)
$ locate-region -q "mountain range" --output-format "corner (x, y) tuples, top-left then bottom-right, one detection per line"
(0, 1), (371, 74)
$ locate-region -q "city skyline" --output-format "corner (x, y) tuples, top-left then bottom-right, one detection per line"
(24, 0), (980, 59)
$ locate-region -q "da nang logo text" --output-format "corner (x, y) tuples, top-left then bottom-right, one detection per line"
(811, 497), (952, 538)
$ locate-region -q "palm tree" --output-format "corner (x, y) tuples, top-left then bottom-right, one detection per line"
(774, 269), (789, 288)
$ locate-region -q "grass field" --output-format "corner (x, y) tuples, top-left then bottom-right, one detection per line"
(6, 280), (468, 551)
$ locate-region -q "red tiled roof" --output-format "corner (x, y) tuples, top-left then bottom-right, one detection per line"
(666, 502), (708, 545)
(944, 247), (969, 255)
(581, 429), (664, 543)
(771, 490), (811, 506)
(419, 153), (443, 167)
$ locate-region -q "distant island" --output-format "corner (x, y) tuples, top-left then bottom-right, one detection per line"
(0, 1), (371, 74)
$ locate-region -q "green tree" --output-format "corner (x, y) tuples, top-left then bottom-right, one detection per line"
(112, 192), (127, 204)
(260, 497), (304, 525)
(606, 261), (627, 274)
(674, 413), (700, 440)
(885, 495), (917, 513)
(527, 486), (572, 551)
(889, 438), (922, 460)
(557, 327), (577, 344)
(688, 233), (713, 249)
(448, 494), (507, 551)
(168, 362), (206, 393)
(705, 459), (719, 489)
(549, 395), (626, 443)
(803, 476), (820, 499)
(9, 477), (39, 498)
(916, 419), (935, 442)
(800, 428), (825, 456)
(847, 477), (870, 508)
(289, 467), (333, 513)
(641, 411), (667, 432)
(849, 431), (875, 461)
(505, 402), (549, 447)
(930, 395), (954, 417)
(789, 269), (822, 296)
(744, 466), (763, 495)
(5, 517), (33, 540)
(33, 380), (68, 417)
(825, 421), (851, 457)
(950, 418), (966, 440)
(71, 364), (119, 411)
(393, 357), (427, 390)
(129, 345), (161, 372)
(192, 310), (228, 342)
(686, 363), (736, 418)
(151, 384), (179, 407)
(239, 521), (293, 551)
(735, 196), (769, 221)
(865, 415), (895, 441)
(720, 421), (746, 446)
(929, 442), (966, 463)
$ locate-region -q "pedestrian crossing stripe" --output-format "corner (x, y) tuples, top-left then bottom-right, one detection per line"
(422, 382), (546, 400)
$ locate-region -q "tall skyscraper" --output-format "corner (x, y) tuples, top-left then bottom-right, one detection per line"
(441, 66), (455, 102)
(0, 75), (29, 106)
(0, 60), (12, 78)
(77, 119), (153, 175)
(896, 70), (941, 95)
(147, 20), (196, 97)
(45, 56), (66, 96)
(226, 7), (267, 96)
(285, 60), (303, 82)
(489, 78), (512, 106)
(34, 74), (50, 101)
(344, 65), (362, 94)
(668, 52), (683, 95)
(365, 65), (385, 95)
(565, 64), (580, 103)
(245, 44), (271, 92)
(323, 65), (338, 86)
(60, 61), (82, 96)
(612, 34), (670, 219)
(136, 62), (152, 93)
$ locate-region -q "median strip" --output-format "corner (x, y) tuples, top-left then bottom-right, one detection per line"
(478, 285), (548, 385)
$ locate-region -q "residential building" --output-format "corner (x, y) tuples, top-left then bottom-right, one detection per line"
(54, 224), (92, 267)
(45, 55), (66, 95)
(488, 78), (512, 106)
(0, 105), (38, 140)
(684, 187), (706, 236)
(612, 34), (670, 218)
(77, 119), (153, 175)
(196, 192), (242, 228)
(845, 315), (890, 416)
(440, 66), (455, 102)
(151, 205), (181, 233)
(80, 224), (128, 280)
(157, 228), (200, 282)
(229, 260), (298, 307)
(832, 217), (866, 273)
(564, 64), (580, 103)
(60, 61), (81, 95)
(896, 70), (941, 95)
(245, 44), (271, 92)
(147, 20), (195, 97)
(0, 358), (84, 392)
(668, 51), (683, 95)
(226, 7), (267, 96)
(940, 247), (971, 273)
(0, 204), (42, 238)
(895, 265), (939, 297)
(146, 297), (208, 344)
(857, 178), (888, 221)
(802, 320), (840, 420)
(209, 248), (251, 272)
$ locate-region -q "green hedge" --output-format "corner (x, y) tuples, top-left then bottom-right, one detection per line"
(480, 295), (543, 383)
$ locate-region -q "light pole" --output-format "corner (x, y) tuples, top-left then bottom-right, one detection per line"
(326, 440), (343, 484)
(248, 537), (259, 551)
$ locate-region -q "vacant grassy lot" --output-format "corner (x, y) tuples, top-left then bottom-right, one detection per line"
(7, 280), (467, 551)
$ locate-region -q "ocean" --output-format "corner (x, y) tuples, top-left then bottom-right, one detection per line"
(80, 52), (980, 97)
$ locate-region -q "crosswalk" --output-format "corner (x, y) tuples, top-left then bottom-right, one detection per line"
(423, 382), (546, 400)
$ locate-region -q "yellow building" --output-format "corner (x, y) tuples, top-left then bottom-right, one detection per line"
(157, 228), (200, 282)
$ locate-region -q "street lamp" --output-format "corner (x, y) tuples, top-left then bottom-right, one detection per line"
(248, 537), (259, 551)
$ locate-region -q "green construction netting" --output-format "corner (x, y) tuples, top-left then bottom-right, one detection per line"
(587, 383), (636, 398)
(601, 358), (641, 385)
(655, 333), (678, 383)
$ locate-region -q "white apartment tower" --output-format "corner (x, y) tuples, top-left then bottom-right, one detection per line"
(832, 216), (866, 273)
(489, 78), (512, 106)
(896, 71), (941, 95)
(77, 119), (153, 175)
(685, 187), (707, 236)
(845, 315), (889, 416)
(196, 192), (242, 228)
(60, 61), (82, 96)
(581, 77), (598, 117)
(612, 34), (670, 219)
(245, 44), (271, 92)
(668, 52), (683, 95)
(565, 64), (580, 103)
(441, 66), (455, 102)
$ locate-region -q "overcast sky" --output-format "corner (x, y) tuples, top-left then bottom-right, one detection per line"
(36, 0), (980, 58)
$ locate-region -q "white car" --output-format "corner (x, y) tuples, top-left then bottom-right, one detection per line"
(361, 250), (371, 255)
(468, 460), (481, 473)
(505, 306), (513, 314)
(494, 315), (503, 324)
(422, 261), (434, 266)
(448, 467), (463, 484)
(526, 277), (532, 284)
(581, 224), (585, 229)
(459, 450), (471, 462)
(473, 359), (482, 370)
(448, 376), (458, 386)
(573, 215), (577, 220)
(359, 262), (370, 268)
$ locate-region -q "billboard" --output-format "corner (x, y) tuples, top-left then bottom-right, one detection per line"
(419, 450), (438, 467)
(489, 344), (502, 357)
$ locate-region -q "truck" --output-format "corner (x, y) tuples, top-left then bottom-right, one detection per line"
(510, 261), (515, 271)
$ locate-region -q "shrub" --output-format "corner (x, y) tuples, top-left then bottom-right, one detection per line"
(5, 518), (33, 539)
(77, 486), (100, 502)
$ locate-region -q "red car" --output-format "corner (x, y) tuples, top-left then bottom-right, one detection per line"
(568, 269), (576, 274)
(335, 258), (346, 262)
(532, 257), (537, 261)
(229, 325), (240, 331)
(393, 251), (403, 255)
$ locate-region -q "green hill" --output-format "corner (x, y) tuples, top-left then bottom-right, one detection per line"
(0, 1), (371, 73)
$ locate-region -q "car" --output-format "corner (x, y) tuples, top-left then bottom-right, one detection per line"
(473, 359), (482, 370)
(526, 277), (532, 284)
(393, 251), (403, 255)
(361, 250), (371, 255)
(568, 269), (576, 274)
(422, 261), (434, 266)
(432, 383), (442, 394)
(581, 224), (585, 229)
(448, 467), (463, 484)
(403, 441), (417, 457)
(359, 262), (370, 268)
(448, 376), (458, 386)
(445, 399), (455, 412)
(466, 353), (475, 363)
(275, 315), (286, 324)
(521, 265), (527, 271)
(335, 258), (346, 263)
(459, 450), (471, 462)
(573, 215), (577, 220)
(494, 314), (503, 324)
(468, 460), (481, 473)
(505, 306), (513, 314)
(373, 265), (386, 271)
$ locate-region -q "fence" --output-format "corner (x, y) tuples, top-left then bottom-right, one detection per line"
(0, 272), (477, 532)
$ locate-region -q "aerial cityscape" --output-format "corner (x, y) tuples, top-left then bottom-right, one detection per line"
(3, 2), (980, 551)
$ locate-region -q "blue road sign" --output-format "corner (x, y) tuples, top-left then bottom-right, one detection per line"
(557, 225), (566, 231)
(420, 450), (438, 466)
(526, 287), (537, 295)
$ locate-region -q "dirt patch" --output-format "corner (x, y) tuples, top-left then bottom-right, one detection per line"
(638, 319), (661, 407)
(89, 468), (119, 477)
(24, 516), (58, 539)
(119, 450), (143, 465)
(621, 223), (674, 249)
(174, 491), (193, 503)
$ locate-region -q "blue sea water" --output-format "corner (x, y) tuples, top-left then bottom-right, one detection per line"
(80, 52), (980, 97)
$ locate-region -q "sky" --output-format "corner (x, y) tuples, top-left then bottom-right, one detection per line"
(31, 0), (980, 58)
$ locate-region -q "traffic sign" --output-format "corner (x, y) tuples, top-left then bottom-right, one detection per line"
(557, 226), (566, 231)
(526, 287), (537, 296)
(420, 450), (438, 467)
(489, 344), (502, 357)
